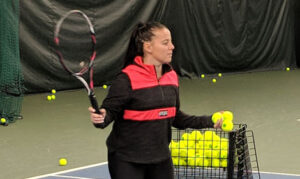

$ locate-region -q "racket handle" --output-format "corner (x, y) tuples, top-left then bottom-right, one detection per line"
(89, 93), (101, 114)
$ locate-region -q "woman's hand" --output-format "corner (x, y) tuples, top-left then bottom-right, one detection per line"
(213, 117), (223, 129)
(88, 107), (106, 124)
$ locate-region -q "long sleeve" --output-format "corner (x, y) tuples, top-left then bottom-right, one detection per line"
(172, 88), (214, 129)
(94, 73), (131, 128)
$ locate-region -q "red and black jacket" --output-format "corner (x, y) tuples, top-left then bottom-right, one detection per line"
(95, 56), (214, 163)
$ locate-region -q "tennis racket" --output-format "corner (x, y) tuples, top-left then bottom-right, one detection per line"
(54, 10), (100, 114)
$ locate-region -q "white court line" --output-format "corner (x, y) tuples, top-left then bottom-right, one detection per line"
(26, 164), (300, 179)
(259, 171), (300, 176)
(52, 175), (93, 179)
(26, 162), (108, 179)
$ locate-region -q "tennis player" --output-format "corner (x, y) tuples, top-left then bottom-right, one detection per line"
(89, 21), (223, 179)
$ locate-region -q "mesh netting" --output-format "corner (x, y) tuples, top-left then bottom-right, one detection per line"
(0, 0), (24, 125)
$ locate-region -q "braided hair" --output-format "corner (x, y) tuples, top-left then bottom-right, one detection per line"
(123, 22), (167, 68)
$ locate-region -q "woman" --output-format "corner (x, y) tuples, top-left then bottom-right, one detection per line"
(89, 22), (223, 179)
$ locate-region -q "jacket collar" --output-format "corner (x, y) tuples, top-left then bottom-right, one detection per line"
(133, 56), (172, 75)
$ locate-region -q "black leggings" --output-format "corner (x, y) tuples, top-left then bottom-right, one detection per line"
(108, 153), (174, 179)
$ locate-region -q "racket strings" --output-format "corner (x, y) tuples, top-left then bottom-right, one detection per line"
(55, 11), (95, 75)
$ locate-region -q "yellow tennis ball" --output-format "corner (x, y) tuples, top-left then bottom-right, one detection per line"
(1, 118), (6, 124)
(218, 73), (222, 77)
(212, 158), (220, 167)
(212, 78), (217, 83)
(47, 95), (52, 101)
(190, 130), (203, 141)
(179, 148), (188, 157)
(51, 89), (56, 94)
(220, 150), (228, 159)
(286, 67), (290, 71)
(172, 157), (179, 166)
(181, 132), (191, 141)
(195, 141), (204, 149)
(179, 158), (187, 166)
(103, 84), (107, 89)
(204, 131), (216, 141)
(201, 74), (205, 78)
(212, 112), (223, 123)
(179, 140), (188, 149)
(51, 95), (56, 100)
(59, 158), (67, 166)
(220, 138), (229, 150)
(188, 157), (197, 167)
(187, 149), (196, 158)
(222, 120), (234, 132)
(220, 159), (227, 167)
(222, 111), (233, 121)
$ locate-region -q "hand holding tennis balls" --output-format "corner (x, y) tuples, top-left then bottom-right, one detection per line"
(212, 111), (234, 130)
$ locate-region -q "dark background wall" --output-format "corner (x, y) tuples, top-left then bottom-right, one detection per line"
(19, 0), (298, 93)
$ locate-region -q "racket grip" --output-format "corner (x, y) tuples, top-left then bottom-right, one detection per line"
(89, 93), (101, 114)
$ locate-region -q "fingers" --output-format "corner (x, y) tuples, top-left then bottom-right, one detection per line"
(88, 107), (95, 113)
(214, 119), (223, 129)
(88, 107), (106, 124)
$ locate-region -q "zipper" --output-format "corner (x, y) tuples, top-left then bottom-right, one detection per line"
(154, 66), (165, 101)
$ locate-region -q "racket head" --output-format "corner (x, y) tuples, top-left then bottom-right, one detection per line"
(54, 10), (96, 76)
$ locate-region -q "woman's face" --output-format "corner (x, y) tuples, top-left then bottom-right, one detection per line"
(144, 27), (175, 65)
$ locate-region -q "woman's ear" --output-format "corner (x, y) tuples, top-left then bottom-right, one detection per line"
(143, 41), (152, 54)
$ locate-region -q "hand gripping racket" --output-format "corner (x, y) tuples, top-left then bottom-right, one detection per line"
(54, 10), (100, 114)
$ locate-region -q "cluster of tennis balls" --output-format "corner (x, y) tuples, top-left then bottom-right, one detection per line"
(169, 130), (229, 168)
(200, 73), (222, 83)
(47, 89), (56, 101)
(212, 111), (234, 132)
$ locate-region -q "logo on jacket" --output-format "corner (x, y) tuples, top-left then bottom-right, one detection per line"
(159, 110), (168, 117)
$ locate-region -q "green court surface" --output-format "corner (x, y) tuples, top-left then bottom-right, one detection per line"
(1, 69), (300, 179)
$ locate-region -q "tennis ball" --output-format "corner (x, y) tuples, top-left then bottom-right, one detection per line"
(59, 158), (67, 166)
(47, 95), (52, 101)
(212, 78), (217, 83)
(212, 112), (223, 123)
(222, 120), (234, 132)
(51, 89), (56, 94)
(179, 140), (188, 149)
(171, 148), (179, 157)
(195, 141), (204, 149)
(203, 131), (216, 141)
(179, 158), (187, 166)
(220, 150), (228, 159)
(169, 140), (179, 148)
(222, 111), (233, 121)
(286, 67), (290, 71)
(1, 118), (6, 124)
(181, 132), (191, 141)
(51, 95), (56, 100)
(103, 84), (107, 89)
(187, 149), (196, 158)
(172, 157), (179, 166)
(188, 157), (197, 167)
(220, 138), (229, 150)
(220, 159), (228, 167)
(190, 130), (203, 141)
(218, 73), (222, 77)
(179, 148), (188, 157)
(212, 159), (220, 167)
(201, 74), (205, 78)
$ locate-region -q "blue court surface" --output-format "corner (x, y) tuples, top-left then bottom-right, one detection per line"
(27, 162), (300, 179)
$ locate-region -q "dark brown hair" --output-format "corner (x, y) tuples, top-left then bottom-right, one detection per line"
(123, 22), (167, 68)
